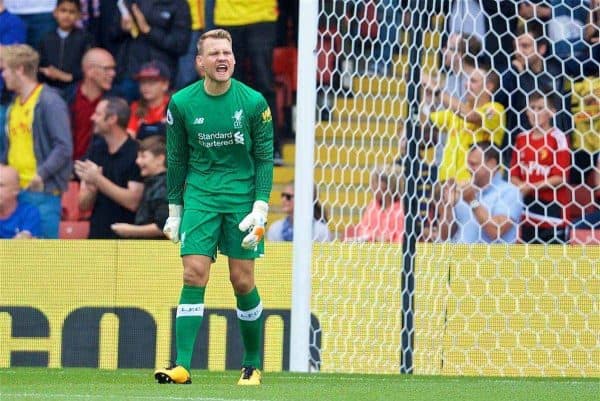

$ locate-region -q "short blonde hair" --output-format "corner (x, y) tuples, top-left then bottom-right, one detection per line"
(1, 44), (39, 79)
(196, 29), (233, 55)
(371, 164), (405, 201)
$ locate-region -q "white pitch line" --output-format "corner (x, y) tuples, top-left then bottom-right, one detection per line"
(1, 394), (261, 401)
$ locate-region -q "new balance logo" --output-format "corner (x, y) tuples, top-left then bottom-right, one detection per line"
(193, 117), (205, 125)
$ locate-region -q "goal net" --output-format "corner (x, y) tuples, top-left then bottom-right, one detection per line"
(293, 0), (599, 376)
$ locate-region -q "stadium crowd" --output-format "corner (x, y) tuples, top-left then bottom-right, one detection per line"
(0, 0), (297, 239)
(0, 0), (598, 244)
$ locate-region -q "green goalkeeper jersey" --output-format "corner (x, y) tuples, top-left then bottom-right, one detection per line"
(166, 78), (274, 212)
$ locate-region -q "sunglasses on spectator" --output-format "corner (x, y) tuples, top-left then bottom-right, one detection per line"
(281, 193), (294, 200)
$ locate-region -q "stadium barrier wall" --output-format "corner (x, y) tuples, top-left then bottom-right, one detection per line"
(0, 241), (597, 376)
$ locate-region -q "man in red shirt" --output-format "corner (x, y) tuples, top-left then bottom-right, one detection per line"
(69, 47), (116, 160)
(510, 91), (571, 243)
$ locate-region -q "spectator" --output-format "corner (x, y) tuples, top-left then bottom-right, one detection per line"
(0, 44), (72, 239)
(108, 0), (190, 102)
(510, 91), (571, 244)
(423, 62), (505, 184)
(111, 135), (167, 238)
(499, 20), (570, 169)
(4, 0), (57, 49)
(0, 0), (27, 158)
(345, 164), (404, 243)
(518, 1), (553, 22)
(0, 164), (42, 239)
(446, 0), (486, 45)
(437, 141), (522, 244)
(585, 0), (600, 46)
(570, 76), (600, 185)
(175, 0), (205, 89)
(127, 60), (170, 140)
(68, 47), (116, 161)
(441, 32), (481, 101)
(78, 0), (102, 44)
(214, 0), (283, 165)
(369, 0), (404, 77)
(75, 97), (143, 239)
(522, 0), (596, 77)
(443, 0), (518, 73)
(38, 0), (94, 97)
(266, 181), (332, 242)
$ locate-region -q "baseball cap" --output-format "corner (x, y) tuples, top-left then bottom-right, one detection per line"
(134, 60), (171, 81)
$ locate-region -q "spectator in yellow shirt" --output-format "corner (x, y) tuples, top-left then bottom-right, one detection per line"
(423, 60), (505, 185)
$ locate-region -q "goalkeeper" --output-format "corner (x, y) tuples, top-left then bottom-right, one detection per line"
(154, 29), (273, 386)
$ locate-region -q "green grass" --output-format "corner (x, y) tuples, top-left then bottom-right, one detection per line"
(0, 368), (598, 401)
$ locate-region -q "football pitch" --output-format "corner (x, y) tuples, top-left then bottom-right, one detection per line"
(0, 368), (598, 401)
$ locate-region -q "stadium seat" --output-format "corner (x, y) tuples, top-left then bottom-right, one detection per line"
(61, 180), (92, 221)
(59, 221), (90, 239)
(61, 181), (81, 221)
(570, 229), (600, 245)
(273, 46), (297, 93)
(317, 27), (342, 86)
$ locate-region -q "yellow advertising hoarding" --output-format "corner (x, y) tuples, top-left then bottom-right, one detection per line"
(0, 241), (598, 376)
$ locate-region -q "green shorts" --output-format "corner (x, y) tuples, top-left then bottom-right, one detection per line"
(179, 209), (264, 260)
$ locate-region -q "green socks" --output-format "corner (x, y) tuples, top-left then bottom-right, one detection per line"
(175, 285), (206, 370)
(236, 287), (263, 368)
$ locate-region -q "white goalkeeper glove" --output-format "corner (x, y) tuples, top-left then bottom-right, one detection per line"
(163, 204), (182, 243)
(238, 200), (269, 250)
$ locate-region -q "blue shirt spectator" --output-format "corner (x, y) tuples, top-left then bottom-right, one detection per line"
(436, 142), (523, 244)
(0, 202), (42, 239)
(0, 164), (42, 239)
(453, 172), (523, 243)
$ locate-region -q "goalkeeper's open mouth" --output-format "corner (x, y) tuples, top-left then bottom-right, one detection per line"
(216, 63), (230, 77)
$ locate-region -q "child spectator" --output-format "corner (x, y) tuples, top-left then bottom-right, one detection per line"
(266, 181), (332, 242)
(38, 0), (94, 96)
(423, 62), (505, 185)
(510, 91), (571, 244)
(126, 60), (170, 140)
(111, 136), (168, 239)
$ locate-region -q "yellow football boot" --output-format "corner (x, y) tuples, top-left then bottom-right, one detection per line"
(237, 366), (262, 385)
(154, 364), (191, 384)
